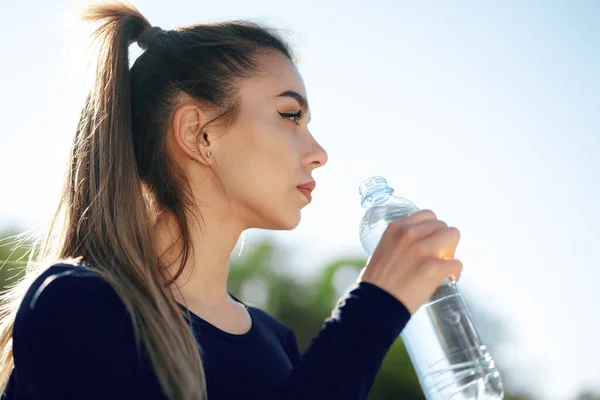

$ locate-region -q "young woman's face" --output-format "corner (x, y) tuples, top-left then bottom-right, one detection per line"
(206, 50), (328, 230)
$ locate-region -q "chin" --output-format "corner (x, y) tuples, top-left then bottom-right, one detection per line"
(262, 209), (301, 231)
(277, 214), (301, 231)
(282, 214), (301, 230)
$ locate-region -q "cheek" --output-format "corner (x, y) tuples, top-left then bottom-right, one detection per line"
(219, 119), (299, 203)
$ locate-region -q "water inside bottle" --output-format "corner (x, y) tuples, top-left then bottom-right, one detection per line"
(401, 282), (504, 399)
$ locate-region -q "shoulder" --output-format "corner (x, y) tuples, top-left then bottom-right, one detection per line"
(12, 264), (147, 398)
(13, 263), (134, 363)
(16, 263), (126, 322)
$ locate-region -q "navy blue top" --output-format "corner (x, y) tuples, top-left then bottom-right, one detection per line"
(3, 263), (411, 399)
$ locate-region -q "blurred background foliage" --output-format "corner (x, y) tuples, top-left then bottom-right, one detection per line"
(0, 231), (593, 399)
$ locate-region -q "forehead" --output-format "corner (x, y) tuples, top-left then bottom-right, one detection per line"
(245, 51), (307, 98)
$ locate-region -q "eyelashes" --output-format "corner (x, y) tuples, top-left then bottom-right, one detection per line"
(278, 110), (305, 125)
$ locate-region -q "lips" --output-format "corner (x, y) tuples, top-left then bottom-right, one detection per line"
(297, 181), (316, 202)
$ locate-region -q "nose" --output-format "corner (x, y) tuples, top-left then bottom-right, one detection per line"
(305, 134), (328, 170)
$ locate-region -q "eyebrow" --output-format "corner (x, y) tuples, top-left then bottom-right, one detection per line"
(276, 90), (312, 123)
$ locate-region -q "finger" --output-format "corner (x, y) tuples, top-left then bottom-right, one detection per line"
(402, 209), (437, 225)
(388, 210), (437, 231)
(387, 210), (439, 238)
(420, 258), (464, 286)
(419, 226), (461, 259)
(437, 258), (463, 284)
(402, 219), (448, 243)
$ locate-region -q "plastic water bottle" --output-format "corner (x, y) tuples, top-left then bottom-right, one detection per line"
(358, 176), (503, 400)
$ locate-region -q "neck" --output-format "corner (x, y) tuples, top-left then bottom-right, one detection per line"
(153, 198), (244, 311)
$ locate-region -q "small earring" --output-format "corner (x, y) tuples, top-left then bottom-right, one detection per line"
(206, 151), (212, 158)
(189, 148), (196, 153)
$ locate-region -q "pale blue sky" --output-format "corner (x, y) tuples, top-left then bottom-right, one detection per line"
(1, 1), (599, 398)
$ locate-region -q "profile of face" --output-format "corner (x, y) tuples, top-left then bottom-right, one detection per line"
(172, 50), (328, 231)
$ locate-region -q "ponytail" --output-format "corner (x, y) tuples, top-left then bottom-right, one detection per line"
(0, 2), (294, 398)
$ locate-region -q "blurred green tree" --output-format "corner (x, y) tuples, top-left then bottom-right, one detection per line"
(0, 231), (31, 294)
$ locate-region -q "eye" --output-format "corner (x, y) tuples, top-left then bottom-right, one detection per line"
(278, 110), (305, 125)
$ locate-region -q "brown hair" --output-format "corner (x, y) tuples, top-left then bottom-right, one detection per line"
(0, 1), (294, 399)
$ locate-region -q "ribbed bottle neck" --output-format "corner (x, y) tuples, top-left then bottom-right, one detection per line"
(359, 176), (394, 208)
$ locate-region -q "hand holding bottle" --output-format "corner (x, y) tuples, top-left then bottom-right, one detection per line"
(357, 209), (462, 315)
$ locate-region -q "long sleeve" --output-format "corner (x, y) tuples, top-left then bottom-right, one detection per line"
(278, 281), (411, 399)
(12, 269), (164, 400)
(10, 265), (411, 400)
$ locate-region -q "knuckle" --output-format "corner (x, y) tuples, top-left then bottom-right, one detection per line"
(448, 226), (460, 237)
(383, 222), (396, 235)
(420, 209), (437, 220)
(402, 225), (418, 241)
(384, 221), (403, 238)
(389, 223), (410, 242)
(451, 259), (464, 281)
(436, 220), (448, 229)
(447, 226), (460, 237)
(448, 227), (461, 242)
(449, 258), (463, 270)
(455, 259), (464, 271)
(389, 219), (405, 231)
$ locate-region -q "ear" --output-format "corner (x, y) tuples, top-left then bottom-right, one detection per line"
(171, 104), (213, 167)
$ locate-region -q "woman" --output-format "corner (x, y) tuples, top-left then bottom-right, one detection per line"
(0, 2), (462, 399)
